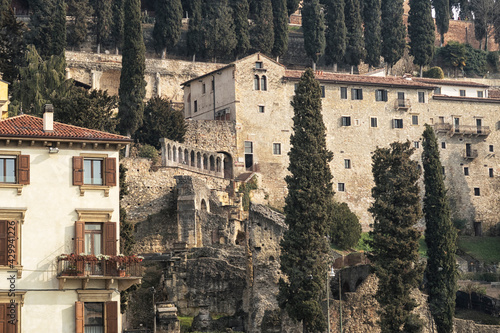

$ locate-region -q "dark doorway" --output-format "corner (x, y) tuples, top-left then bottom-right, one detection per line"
(474, 222), (482, 236)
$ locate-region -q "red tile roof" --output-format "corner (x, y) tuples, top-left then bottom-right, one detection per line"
(284, 70), (437, 89)
(413, 77), (489, 88)
(0, 115), (132, 142)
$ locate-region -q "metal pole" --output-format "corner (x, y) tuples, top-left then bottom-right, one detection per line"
(339, 270), (342, 333)
(151, 287), (156, 333)
(327, 269), (330, 333)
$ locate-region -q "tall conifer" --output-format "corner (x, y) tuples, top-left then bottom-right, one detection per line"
(187, 0), (203, 61)
(278, 68), (333, 333)
(0, 0), (25, 83)
(233, 0), (251, 59)
(111, 0), (125, 54)
(251, 0), (274, 55)
(362, 0), (382, 69)
(67, 0), (92, 50)
(153, 0), (183, 59)
(344, 0), (365, 72)
(203, 0), (237, 61)
(272, 0), (289, 60)
(302, 0), (325, 69)
(52, 0), (67, 58)
(325, 0), (347, 71)
(408, 0), (435, 76)
(433, 0), (450, 46)
(369, 141), (424, 333)
(381, 0), (406, 73)
(28, 0), (56, 59)
(422, 125), (457, 333)
(117, 0), (146, 139)
(93, 0), (113, 54)
(287, 0), (301, 14)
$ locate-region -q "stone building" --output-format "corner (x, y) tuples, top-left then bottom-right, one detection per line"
(182, 53), (500, 234)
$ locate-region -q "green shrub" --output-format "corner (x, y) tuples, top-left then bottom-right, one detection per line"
(453, 218), (467, 234)
(423, 66), (444, 79)
(238, 178), (258, 211)
(487, 51), (499, 72)
(138, 144), (160, 164)
(464, 44), (488, 76)
(329, 202), (362, 250)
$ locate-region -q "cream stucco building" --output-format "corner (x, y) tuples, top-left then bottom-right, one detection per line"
(0, 109), (139, 332)
(182, 53), (500, 234)
(0, 79), (9, 119)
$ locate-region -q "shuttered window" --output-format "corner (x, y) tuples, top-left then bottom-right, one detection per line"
(0, 303), (18, 333)
(73, 157), (116, 187)
(75, 221), (116, 256)
(0, 155), (29, 185)
(0, 221), (19, 267)
(75, 301), (117, 333)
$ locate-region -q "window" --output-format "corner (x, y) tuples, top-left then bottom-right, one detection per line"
(375, 89), (388, 102)
(414, 141), (420, 148)
(261, 76), (267, 91)
(489, 145), (494, 152)
(418, 91), (425, 103)
(194, 100), (198, 113)
(344, 159), (351, 169)
(0, 302), (19, 332)
(474, 188), (480, 196)
(254, 75), (260, 90)
(84, 302), (104, 332)
(477, 91), (484, 98)
(338, 183), (345, 192)
(202, 83), (206, 94)
(255, 62), (263, 69)
(370, 117), (378, 128)
(244, 141), (253, 170)
(393, 119), (403, 129)
(434, 87), (441, 94)
(258, 105), (265, 113)
(321, 85), (325, 98)
(294, 84), (298, 92)
(441, 142), (446, 149)
(76, 301), (118, 333)
(85, 224), (102, 256)
(412, 115), (419, 125)
(211, 79), (214, 91)
(489, 168), (494, 178)
(273, 143), (281, 155)
(340, 87), (347, 99)
(73, 156), (117, 190)
(351, 88), (363, 100)
(460, 90), (466, 97)
(244, 141), (253, 154)
(341, 116), (351, 127)
(0, 220), (19, 267)
(442, 167), (445, 175)
(464, 167), (469, 176)
(0, 154), (29, 185)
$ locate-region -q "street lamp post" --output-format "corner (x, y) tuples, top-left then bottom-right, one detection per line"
(330, 268), (342, 333)
(327, 266), (335, 333)
(151, 287), (156, 333)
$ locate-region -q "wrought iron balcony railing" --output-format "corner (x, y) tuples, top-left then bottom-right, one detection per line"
(57, 255), (143, 278)
(394, 98), (411, 110)
(463, 149), (478, 159)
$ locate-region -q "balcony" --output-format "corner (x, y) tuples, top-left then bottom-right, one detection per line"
(451, 125), (491, 137)
(394, 98), (411, 110)
(463, 149), (478, 159)
(434, 123), (453, 133)
(56, 254), (143, 291)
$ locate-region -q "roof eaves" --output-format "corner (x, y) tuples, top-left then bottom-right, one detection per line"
(181, 64), (235, 87)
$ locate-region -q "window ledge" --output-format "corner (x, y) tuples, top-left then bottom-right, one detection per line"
(79, 185), (110, 197)
(0, 184), (23, 195)
(0, 265), (23, 278)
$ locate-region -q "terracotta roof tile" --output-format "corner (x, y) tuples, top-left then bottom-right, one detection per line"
(413, 77), (489, 88)
(0, 115), (132, 142)
(284, 70), (437, 89)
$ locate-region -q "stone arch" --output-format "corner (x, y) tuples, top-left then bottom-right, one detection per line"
(261, 75), (267, 91)
(178, 147), (183, 163)
(342, 281), (351, 293)
(209, 155), (215, 171)
(200, 199), (207, 211)
(167, 144), (171, 161)
(184, 148), (189, 165)
(254, 75), (260, 90)
(173, 146), (177, 162)
(355, 278), (364, 290)
(191, 150), (195, 167)
(235, 231), (245, 245)
(216, 157), (221, 173)
(197, 152), (201, 168)
(218, 152), (233, 179)
(203, 154), (208, 170)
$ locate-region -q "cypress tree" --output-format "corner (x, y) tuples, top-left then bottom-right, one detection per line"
(203, 0), (237, 61)
(302, 0), (326, 69)
(287, 0), (301, 14)
(369, 141), (424, 333)
(408, 0), (435, 76)
(93, 0), (113, 54)
(381, 0), (406, 73)
(117, 0), (146, 139)
(278, 68), (333, 333)
(433, 0), (449, 46)
(250, 0), (274, 55)
(271, 0), (289, 60)
(362, 0), (382, 69)
(67, 0), (92, 50)
(422, 125), (457, 333)
(187, 0), (203, 61)
(153, 0), (183, 59)
(111, 0), (125, 54)
(344, 0), (365, 73)
(324, 0), (347, 71)
(329, 202), (361, 250)
(52, 0), (67, 58)
(232, 0), (251, 59)
(0, 0), (25, 83)
(27, 0), (55, 59)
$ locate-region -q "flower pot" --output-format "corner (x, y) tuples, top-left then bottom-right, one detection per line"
(118, 270), (126, 277)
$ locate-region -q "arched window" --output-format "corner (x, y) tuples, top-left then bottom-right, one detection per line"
(209, 156), (215, 171)
(203, 154), (208, 170)
(184, 149), (189, 164)
(178, 147), (183, 163)
(254, 75), (260, 90)
(261, 75), (267, 91)
(216, 157), (221, 172)
(197, 152), (201, 168)
(167, 144), (171, 161)
(191, 151), (195, 167)
(173, 146), (177, 162)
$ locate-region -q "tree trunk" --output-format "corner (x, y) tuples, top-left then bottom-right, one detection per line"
(125, 131), (131, 157)
(440, 33), (444, 47)
(192, 54), (196, 62)
(97, 43), (101, 54)
(115, 47), (119, 55)
(161, 48), (166, 59)
(313, 61), (316, 71)
(350, 66), (354, 74)
(333, 63), (337, 72)
(420, 65), (423, 77)
(484, 33), (488, 51)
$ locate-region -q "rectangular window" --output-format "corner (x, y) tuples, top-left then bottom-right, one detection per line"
(489, 168), (494, 178)
(414, 141), (420, 148)
(84, 159), (103, 185)
(434, 87), (441, 94)
(351, 88), (363, 100)
(0, 303), (19, 332)
(0, 154), (29, 185)
(0, 220), (19, 267)
(340, 87), (347, 99)
(489, 145), (494, 152)
(0, 156), (16, 183)
(442, 167), (445, 175)
(321, 85), (325, 98)
(418, 91), (425, 103)
(211, 79), (215, 91)
(464, 167), (469, 176)
(412, 115), (419, 125)
(76, 301), (118, 333)
(474, 188), (480, 196)
(370, 117), (378, 128)
(202, 83), (206, 94)
(460, 90), (466, 97)
(273, 143), (281, 155)
(258, 105), (265, 113)
(441, 142), (446, 149)
(194, 100), (198, 113)
(255, 62), (263, 69)
(84, 223), (103, 256)
(341, 116), (351, 127)
(85, 302), (104, 331)
(393, 119), (403, 129)
(477, 91), (484, 98)
(73, 157), (116, 187)
(338, 183), (345, 192)
(375, 89), (388, 102)
(244, 141), (253, 154)
(344, 159), (351, 169)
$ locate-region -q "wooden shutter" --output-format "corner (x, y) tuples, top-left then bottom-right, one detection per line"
(73, 157), (84, 186)
(0, 302), (6, 332)
(75, 221), (85, 254)
(17, 155), (30, 185)
(0, 221), (7, 266)
(10, 221), (19, 266)
(6, 304), (16, 333)
(105, 301), (118, 333)
(104, 222), (116, 256)
(104, 158), (116, 186)
(75, 301), (84, 333)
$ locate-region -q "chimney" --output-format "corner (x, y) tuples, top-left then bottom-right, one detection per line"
(43, 104), (54, 132)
